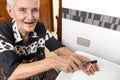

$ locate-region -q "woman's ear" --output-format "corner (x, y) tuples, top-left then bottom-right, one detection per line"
(6, 5), (14, 18)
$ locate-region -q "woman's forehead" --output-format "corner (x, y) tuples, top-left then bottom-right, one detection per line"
(13, 0), (39, 8)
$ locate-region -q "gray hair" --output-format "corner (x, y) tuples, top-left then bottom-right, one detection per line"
(6, 0), (40, 8)
(6, 0), (14, 8)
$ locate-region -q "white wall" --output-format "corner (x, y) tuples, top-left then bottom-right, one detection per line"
(63, 0), (120, 17)
(62, 0), (120, 64)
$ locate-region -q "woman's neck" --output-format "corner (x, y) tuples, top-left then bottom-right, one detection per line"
(19, 30), (29, 45)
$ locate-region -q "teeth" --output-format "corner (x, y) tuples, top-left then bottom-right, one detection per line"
(25, 22), (34, 24)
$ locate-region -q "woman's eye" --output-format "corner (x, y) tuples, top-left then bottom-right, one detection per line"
(19, 8), (26, 13)
(32, 8), (39, 13)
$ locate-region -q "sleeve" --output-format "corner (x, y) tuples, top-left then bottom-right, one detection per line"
(0, 36), (20, 78)
(45, 30), (65, 51)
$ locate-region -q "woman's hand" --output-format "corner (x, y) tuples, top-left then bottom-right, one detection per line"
(53, 47), (100, 75)
(52, 53), (99, 76)
(78, 54), (100, 75)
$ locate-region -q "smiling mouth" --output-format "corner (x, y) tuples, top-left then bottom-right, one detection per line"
(24, 22), (35, 24)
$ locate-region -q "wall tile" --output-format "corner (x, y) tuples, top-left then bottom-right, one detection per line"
(62, 8), (120, 32)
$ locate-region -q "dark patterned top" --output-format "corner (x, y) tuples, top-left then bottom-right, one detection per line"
(0, 20), (64, 78)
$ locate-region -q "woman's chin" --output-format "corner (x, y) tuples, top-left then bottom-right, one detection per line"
(25, 26), (36, 32)
(24, 27), (35, 32)
(26, 29), (35, 32)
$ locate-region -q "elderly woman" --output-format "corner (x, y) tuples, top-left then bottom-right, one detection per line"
(0, 0), (99, 80)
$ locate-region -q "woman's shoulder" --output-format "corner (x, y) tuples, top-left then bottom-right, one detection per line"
(0, 21), (14, 41)
(35, 22), (47, 33)
(0, 21), (12, 30)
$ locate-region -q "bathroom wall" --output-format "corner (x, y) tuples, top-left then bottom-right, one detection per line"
(62, 0), (120, 64)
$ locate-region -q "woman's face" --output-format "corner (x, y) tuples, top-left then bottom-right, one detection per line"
(7, 0), (40, 33)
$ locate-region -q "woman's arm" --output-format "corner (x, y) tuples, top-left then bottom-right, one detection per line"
(8, 57), (58, 80)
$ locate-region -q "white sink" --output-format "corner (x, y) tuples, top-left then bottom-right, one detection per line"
(56, 51), (120, 80)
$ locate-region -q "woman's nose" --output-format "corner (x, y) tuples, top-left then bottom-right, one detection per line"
(27, 12), (34, 20)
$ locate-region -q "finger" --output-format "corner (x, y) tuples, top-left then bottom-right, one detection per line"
(84, 63), (92, 70)
(90, 64), (96, 72)
(82, 63), (92, 75)
(87, 63), (100, 75)
(61, 65), (70, 73)
(64, 68), (69, 73)
(74, 56), (83, 69)
(90, 63), (100, 72)
(64, 61), (75, 73)
(89, 65), (95, 75)
(67, 66), (74, 73)
(71, 55), (83, 70)
(66, 60), (80, 73)
(82, 69), (91, 75)
(79, 55), (90, 62)
(95, 64), (100, 71)
(71, 61), (80, 72)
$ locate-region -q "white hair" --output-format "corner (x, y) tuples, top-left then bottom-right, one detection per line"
(6, 0), (40, 8)
(6, 0), (14, 8)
